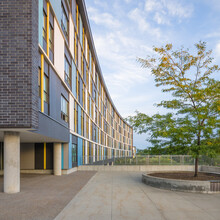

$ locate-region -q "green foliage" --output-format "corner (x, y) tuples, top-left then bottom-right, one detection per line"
(128, 42), (220, 163)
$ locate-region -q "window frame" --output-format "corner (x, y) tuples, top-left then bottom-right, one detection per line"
(61, 95), (69, 123)
(64, 55), (71, 87)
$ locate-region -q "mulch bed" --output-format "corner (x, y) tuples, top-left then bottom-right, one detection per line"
(149, 171), (220, 181)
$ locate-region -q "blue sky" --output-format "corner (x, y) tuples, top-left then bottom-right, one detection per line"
(84, 0), (220, 149)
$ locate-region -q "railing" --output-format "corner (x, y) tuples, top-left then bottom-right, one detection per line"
(79, 155), (220, 166)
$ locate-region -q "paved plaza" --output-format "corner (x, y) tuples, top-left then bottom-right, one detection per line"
(55, 171), (220, 220)
(0, 171), (96, 220)
(0, 171), (220, 220)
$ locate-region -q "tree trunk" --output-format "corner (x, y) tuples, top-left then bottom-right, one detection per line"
(194, 157), (198, 177)
(194, 132), (201, 177)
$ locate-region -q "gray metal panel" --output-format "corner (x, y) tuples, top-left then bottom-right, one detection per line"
(33, 112), (69, 142)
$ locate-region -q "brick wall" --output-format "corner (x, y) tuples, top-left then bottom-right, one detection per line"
(0, 0), (39, 128)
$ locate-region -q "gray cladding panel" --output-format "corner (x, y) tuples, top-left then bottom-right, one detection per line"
(33, 112), (69, 142)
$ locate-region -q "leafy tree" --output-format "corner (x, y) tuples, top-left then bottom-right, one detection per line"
(128, 42), (220, 176)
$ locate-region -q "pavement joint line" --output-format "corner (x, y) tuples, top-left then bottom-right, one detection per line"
(53, 171), (98, 220)
(135, 173), (168, 220)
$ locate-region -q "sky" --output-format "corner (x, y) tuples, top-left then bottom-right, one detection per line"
(84, 0), (220, 149)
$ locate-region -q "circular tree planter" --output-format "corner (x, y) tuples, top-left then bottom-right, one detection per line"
(142, 172), (220, 193)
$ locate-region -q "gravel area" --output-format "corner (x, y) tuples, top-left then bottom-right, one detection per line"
(149, 171), (220, 181)
(0, 171), (96, 220)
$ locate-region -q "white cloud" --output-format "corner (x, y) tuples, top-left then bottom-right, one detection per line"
(214, 42), (220, 62)
(145, 0), (160, 11)
(93, 32), (151, 89)
(128, 8), (161, 38)
(154, 12), (170, 25)
(87, 7), (121, 28)
(205, 31), (220, 39)
(124, 0), (132, 3)
(145, 0), (193, 24)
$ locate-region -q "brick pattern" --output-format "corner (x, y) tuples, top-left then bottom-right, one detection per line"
(0, 0), (39, 128)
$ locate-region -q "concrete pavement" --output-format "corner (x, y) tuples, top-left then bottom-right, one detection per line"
(0, 171), (96, 220)
(55, 171), (220, 220)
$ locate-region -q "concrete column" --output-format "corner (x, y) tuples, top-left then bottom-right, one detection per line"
(54, 143), (61, 176)
(4, 132), (20, 193)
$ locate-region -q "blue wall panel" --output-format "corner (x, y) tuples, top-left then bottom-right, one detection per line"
(38, 0), (43, 47)
(77, 138), (82, 166)
(72, 61), (77, 97)
(50, 0), (62, 27)
(78, 106), (81, 135)
(69, 134), (72, 169)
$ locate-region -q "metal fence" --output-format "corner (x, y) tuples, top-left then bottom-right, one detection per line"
(80, 155), (220, 166)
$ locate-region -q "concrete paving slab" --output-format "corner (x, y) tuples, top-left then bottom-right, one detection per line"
(55, 171), (220, 220)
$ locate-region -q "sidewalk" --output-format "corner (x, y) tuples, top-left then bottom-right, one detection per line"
(0, 171), (96, 220)
(55, 171), (220, 220)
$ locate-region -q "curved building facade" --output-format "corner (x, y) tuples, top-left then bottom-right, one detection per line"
(0, 0), (133, 192)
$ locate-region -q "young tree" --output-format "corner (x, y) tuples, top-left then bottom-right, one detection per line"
(129, 42), (220, 176)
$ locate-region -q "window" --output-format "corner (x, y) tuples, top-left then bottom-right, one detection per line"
(95, 108), (97, 124)
(38, 68), (41, 97)
(74, 101), (78, 132)
(64, 56), (71, 86)
(43, 11), (47, 40)
(72, 143), (77, 167)
(61, 95), (69, 122)
(43, 75), (49, 103)
(49, 22), (54, 52)
(61, 3), (69, 39)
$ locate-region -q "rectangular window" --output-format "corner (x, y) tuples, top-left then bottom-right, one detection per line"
(72, 143), (77, 167)
(43, 75), (49, 103)
(42, 10), (47, 52)
(74, 101), (78, 132)
(38, 68), (41, 97)
(43, 11), (47, 40)
(72, 0), (77, 25)
(64, 55), (71, 87)
(95, 108), (97, 124)
(49, 22), (54, 51)
(61, 95), (69, 123)
(61, 3), (69, 40)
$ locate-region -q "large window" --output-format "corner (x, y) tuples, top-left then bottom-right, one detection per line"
(72, 143), (77, 167)
(38, 68), (41, 97)
(64, 55), (71, 87)
(42, 9), (47, 52)
(49, 13), (54, 62)
(61, 3), (69, 40)
(61, 95), (69, 122)
(49, 18), (54, 51)
(43, 75), (49, 103)
(43, 11), (47, 40)
(74, 101), (78, 132)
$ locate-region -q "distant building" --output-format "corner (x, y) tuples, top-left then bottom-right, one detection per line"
(133, 146), (137, 157)
(0, 0), (133, 193)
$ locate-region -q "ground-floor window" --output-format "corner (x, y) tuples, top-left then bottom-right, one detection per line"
(72, 143), (77, 167)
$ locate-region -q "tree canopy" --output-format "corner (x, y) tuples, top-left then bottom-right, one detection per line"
(127, 42), (220, 176)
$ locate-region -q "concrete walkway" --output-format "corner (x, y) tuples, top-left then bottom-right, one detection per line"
(55, 171), (220, 220)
